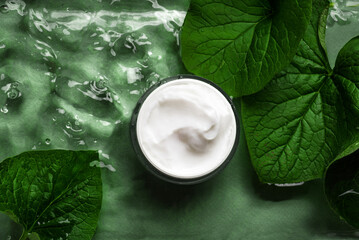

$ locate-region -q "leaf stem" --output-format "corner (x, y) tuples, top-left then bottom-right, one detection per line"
(19, 229), (29, 240)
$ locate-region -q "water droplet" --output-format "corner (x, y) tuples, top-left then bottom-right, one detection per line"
(90, 160), (116, 172)
(90, 80), (107, 95)
(1, 105), (8, 113)
(45, 138), (51, 145)
(274, 182), (305, 187)
(110, 48), (116, 56)
(7, 88), (20, 99)
(0, 4), (9, 14)
(86, 79), (113, 102)
(97, 79), (106, 89)
(57, 108), (65, 114)
(65, 121), (83, 133)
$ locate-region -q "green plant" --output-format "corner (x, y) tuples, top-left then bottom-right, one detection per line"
(0, 150), (102, 240)
(325, 149), (359, 229)
(181, 0), (312, 97)
(241, 0), (359, 184)
(181, 0), (359, 228)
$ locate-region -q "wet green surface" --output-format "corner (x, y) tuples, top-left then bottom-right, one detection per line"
(0, 0), (359, 239)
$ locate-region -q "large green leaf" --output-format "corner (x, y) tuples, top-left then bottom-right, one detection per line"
(0, 150), (102, 240)
(180, 0), (312, 97)
(324, 149), (359, 229)
(332, 34), (359, 156)
(241, 0), (359, 183)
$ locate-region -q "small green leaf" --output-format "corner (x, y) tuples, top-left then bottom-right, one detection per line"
(29, 233), (41, 240)
(28, 233), (40, 240)
(0, 150), (102, 240)
(241, 0), (359, 183)
(324, 149), (359, 229)
(180, 0), (312, 97)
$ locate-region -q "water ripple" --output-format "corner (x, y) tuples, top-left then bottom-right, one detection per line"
(328, 0), (359, 26)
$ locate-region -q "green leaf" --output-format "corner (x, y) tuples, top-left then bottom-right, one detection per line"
(0, 150), (102, 240)
(241, 0), (359, 183)
(324, 149), (359, 229)
(180, 0), (312, 97)
(332, 36), (359, 156)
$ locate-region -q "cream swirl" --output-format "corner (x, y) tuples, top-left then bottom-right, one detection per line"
(136, 78), (237, 179)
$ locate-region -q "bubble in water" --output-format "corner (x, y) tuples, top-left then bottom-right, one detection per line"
(45, 138), (51, 145)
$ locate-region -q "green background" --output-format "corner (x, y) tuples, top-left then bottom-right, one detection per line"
(0, 0), (359, 239)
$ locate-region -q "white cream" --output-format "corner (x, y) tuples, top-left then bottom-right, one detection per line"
(136, 78), (237, 179)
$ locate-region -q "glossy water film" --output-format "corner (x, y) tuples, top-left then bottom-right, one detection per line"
(0, 0), (188, 160)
